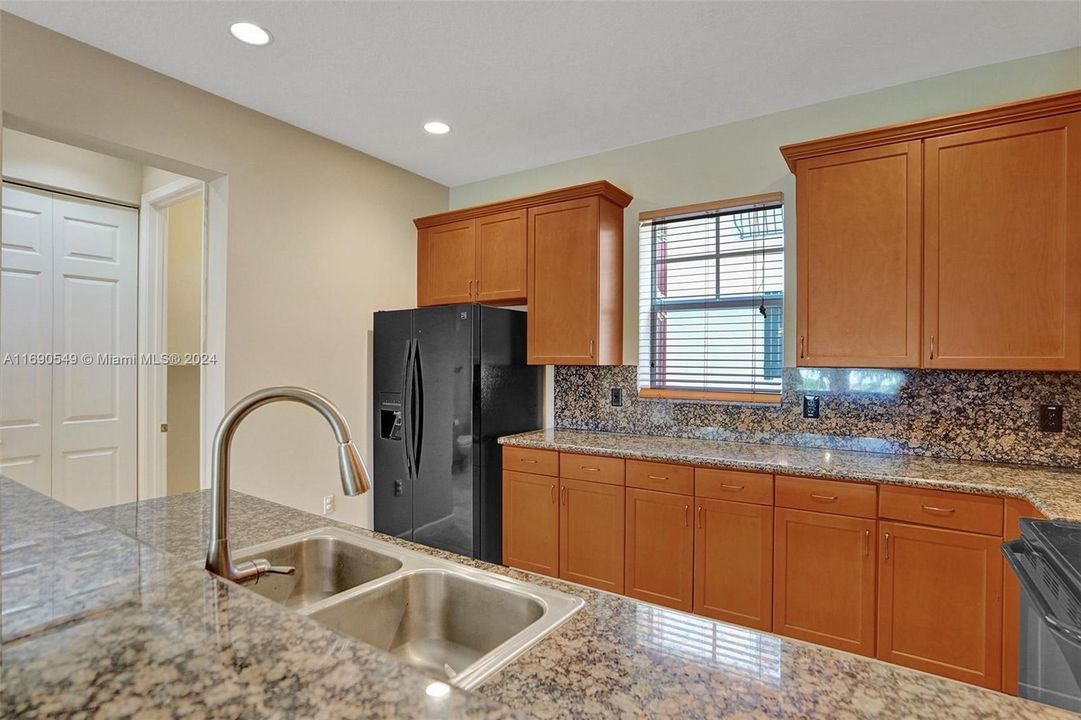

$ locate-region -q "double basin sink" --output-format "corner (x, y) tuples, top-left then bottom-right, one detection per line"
(232, 527), (583, 689)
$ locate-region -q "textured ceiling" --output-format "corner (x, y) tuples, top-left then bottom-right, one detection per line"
(5, 1), (1080, 186)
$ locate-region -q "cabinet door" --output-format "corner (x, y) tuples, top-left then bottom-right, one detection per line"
(694, 498), (773, 631)
(559, 476), (624, 593)
(1003, 499), (1044, 695)
(878, 521), (1003, 689)
(418, 219), (475, 306)
(625, 488), (693, 611)
(528, 198), (599, 364)
(475, 210), (527, 304)
(796, 141), (922, 368)
(502, 470), (558, 576)
(774, 508), (876, 656)
(924, 113), (1081, 370)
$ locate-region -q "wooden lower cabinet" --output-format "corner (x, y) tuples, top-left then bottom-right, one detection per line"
(625, 488), (693, 611)
(774, 508), (877, 656)
(1003, 499), (1045, 694)
(694, 498), (773, 631)
(877, 521), (1003, 690)
(502, 470), (558, 576)
(560, 477), (625, 593)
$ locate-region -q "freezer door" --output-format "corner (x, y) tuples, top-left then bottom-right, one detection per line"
(411, 305), (475, 557)
(373, 310), (414, 540)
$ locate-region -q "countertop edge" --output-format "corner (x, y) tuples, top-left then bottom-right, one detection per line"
(498, 431), (1065, 520)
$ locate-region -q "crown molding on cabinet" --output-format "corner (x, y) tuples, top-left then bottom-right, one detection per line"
(415, 180), (633, 229)
(780, 89), (1081, 173)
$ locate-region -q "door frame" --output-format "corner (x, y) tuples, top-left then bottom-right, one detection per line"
(138, 177), (225, 499)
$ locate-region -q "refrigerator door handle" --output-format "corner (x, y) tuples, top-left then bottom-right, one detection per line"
(411, 340), (424, 476)
(402, 339), (416, 481)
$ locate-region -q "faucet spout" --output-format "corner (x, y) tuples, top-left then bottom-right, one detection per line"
(205, 386), (372, 582)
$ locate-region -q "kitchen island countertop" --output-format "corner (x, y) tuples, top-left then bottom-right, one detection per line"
(59, 481), (1076, 719)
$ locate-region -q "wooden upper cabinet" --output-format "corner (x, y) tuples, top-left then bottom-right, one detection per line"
(796, 141), (922, 367)
(878, 521), (1003, 689)
(773, 507), (877, 656)
(694, 497), (773, 631)
(783, 90), (1081, 371)
(502, 469), (558, 577)
(625, 487), (693, 611)
(924, 112), (1081, 370)
(528, 196), (624, 365)
(475, 210), (527, 304)
(559, 476), (625, 593)
(414, 182), (631, 356)
(418, 219), (475, 306)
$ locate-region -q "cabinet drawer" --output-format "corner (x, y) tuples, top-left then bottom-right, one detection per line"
(775, 475), (876, 518)
(627, 460), (693, 495)
(560, 453), (625, 485)
(879, 485), (1003, 535)
(503, 446), (559, 477)
(695, 468), (774, 505)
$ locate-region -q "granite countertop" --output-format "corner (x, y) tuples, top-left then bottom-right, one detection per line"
(499, 428), (1081, 522)
(66, 484), (1073, 718)
(0, 479), (521, 719)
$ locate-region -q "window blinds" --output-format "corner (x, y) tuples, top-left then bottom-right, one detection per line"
(638, 195), (784, 399)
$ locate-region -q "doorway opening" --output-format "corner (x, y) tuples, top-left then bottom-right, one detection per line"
(0, 129), (225, 509)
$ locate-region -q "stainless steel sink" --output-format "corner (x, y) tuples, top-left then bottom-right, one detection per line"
(234, 534), (402, 609)
(309, 569), (545, 680)
(232, 527), (583, 689)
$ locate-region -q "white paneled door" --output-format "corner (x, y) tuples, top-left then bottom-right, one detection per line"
(1, 186), (138, 510)
(0, 186), (54, 495)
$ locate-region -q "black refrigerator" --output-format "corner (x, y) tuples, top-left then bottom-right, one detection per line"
(373, 304), (542, 564)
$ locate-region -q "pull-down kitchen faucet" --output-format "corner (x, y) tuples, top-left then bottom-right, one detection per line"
(205, 386), (371, 582)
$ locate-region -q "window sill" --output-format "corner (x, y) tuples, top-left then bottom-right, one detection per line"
(637, 388), (782, 405)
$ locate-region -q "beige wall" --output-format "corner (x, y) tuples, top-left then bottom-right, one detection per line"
(166, 365), (200, 495)
(2, 127), (143, 204)
(0, 14), (449, 526)
(452, 47), (1081, 370)
(166, 194), (203, 358)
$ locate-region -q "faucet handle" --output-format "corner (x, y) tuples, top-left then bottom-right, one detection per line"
(244, 558), (297, 580)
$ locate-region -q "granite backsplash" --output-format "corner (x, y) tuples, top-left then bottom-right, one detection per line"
(553, 366), (1081, 468)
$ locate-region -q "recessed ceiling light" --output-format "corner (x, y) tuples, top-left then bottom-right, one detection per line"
(424, 121), (451, 135)
(230, 22), (272, 46)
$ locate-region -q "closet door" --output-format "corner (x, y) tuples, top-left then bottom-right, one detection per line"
(51, 196), (139, 510)
(0, 186), (54, 495)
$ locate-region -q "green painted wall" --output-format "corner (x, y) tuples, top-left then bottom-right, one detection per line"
(451, 47), (1081, 367)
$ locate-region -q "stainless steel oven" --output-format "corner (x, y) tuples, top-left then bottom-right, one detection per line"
(1003, 519), (1081, 712)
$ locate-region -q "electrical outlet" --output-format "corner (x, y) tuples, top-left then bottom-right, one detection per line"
(611, 387), (623, 407)
(803, 395), (821, 419)
(322, 494), (336, 515)
(1039, 404), (1064, 433)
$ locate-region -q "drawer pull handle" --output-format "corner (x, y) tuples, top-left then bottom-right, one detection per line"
(580, 466), (600, 472)
(697, 506), (703, 529)
(684, 505), (690, 527)
(560, 486), (567, 505)
(921, 505), (955, 515)
(863, 529), (870, 557)
(520, 458), (538, 464)
(884, 532), (891, 561)
(810, 493), (838, 503)
(648, 475), (669, 481)
(550, 484), (556, 504)
(720, 483), (745, 491)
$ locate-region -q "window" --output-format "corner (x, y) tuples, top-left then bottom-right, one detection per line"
(638, 193), (784, 403)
